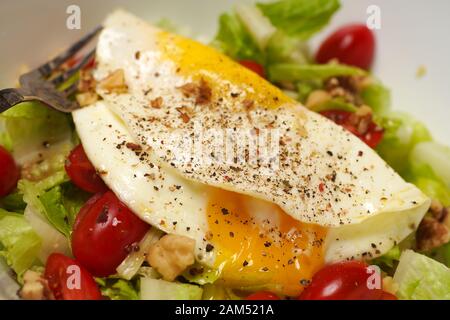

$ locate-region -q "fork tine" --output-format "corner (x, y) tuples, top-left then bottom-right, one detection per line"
(62, 81), (80, 97)
(51, 49), (96, 87)
(37, 25), (102, 78)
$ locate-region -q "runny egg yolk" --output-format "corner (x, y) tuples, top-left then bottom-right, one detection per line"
(207, 188), (327, 297)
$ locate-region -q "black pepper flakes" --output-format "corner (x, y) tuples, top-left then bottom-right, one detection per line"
(205, 244), (214, 252)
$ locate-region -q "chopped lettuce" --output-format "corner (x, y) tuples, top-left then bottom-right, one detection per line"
(376, 112), (432, 175)
(140, 278), (203, 300)
(360, 82), (391, 115)
(268, 63), (366, 82)
(257, 0), (340, 40)
(0, 208), (41, 276)
(96, 277), (140, 300)
(20, 177), (89, 238)
(393, 250), (450, 300)
(371, 245), (401, 269)
(0, 102), (72, 161)
(266, 31), (310, 65)
(410, 141), (450, 187)
(213, 12), (264, 64)
(309, 97), (358, 113)
(404, 162), (450, 207)
(235, 4), (276, 50)
(0, 191), (27, 213)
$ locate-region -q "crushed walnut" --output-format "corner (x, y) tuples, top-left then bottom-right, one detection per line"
(19, 270), (54, 300)
(150, 96), (163, 109)
(177, 78), (212, 105)
(98, 69), (128, 94)
(416, 200), (450, 251)
(146, 234), (196, 281)
(76, 68), (99, 107)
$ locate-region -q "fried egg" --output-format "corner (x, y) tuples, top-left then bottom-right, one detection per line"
(72, 10), (430, 296)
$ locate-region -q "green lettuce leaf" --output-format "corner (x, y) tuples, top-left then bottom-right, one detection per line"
(266, 31), (310, 65)
(0, 191), (27, 213)
(376, 112), (432, 175)
(268, 63), (366, 82)
(257, 0), (340, 40)
(404, 162), (450, 207)
(96, 277), (140, 300)
(360, 82), (391, 115)
(20, 177), (89, 238)
(0, 102), (72, 159)
(140, 278), (203, 300)
(212, 13), (264, 64)
(0, 208), (41, 276)
(393, 250), (450, 300)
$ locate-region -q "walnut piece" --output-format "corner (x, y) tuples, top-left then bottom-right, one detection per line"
(76, 91), (99, 107)
(19, 270), (53, 300)
(98, 69), (128, 94)
(146, 234), (196, 281)
(416, 204), (449, 251)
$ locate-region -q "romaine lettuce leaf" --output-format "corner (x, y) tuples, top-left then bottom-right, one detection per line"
(0, 102), (72, 160)
(257, 0), (340, 40)
(140, 278), (203, 300)
(404, 162), (450, 207)
(376, 112), (432, 175)
(20, 177), (89, 238)
(268, 63), (366, 82)
(212, 12), (264, 64)
(0, 191), (27, 213)
(360, 82), (391, 115)
(96, 277), (140, 300)
(393, 250), (450, 300)
(0, 208), (41, 276)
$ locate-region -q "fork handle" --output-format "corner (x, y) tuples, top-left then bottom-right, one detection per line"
(0, 88), (30, 113)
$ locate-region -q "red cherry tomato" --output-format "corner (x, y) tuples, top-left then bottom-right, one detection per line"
(72, 191), (150, 277)
(0, 146), (20, 198)
(298, 261), (397, 300)
(44, 253), (102, 300)
(320, 110), (384, 148)
(239, 60), (266, 78)
(316, 24), (375, 70)
(65, 144), (108, 193)
(246, 291), (280, 300)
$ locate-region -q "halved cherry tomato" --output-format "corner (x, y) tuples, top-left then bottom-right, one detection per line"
(246, 291), (280, 300)
(72, 191), (150, 277)
(316, 24), (375, 70)
(65, 144), (108, 193)
(44, 253), (102, 300)
(298, 261), (397, 300)
(239, 60), (266, 78)
(0, 146), (20, 198)
(320, 110), (384, 148)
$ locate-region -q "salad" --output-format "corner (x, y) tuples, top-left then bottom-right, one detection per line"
(1, 0), (450, 301)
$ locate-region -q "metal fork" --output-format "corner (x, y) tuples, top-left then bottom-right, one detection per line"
(0, 26), (102, 114)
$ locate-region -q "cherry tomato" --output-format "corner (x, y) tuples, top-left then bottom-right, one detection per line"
(320, 110), (384, 148)
(298, 261), (396, 300)
(65, 144), (108, 193)
(239, 60), (266, 78)
(44, 253), (102, 300)
(0, 146), (20, 198)
(72, 191), (150, 277)
(316, 24), (375, 70)
(246, 291), (280, 300)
